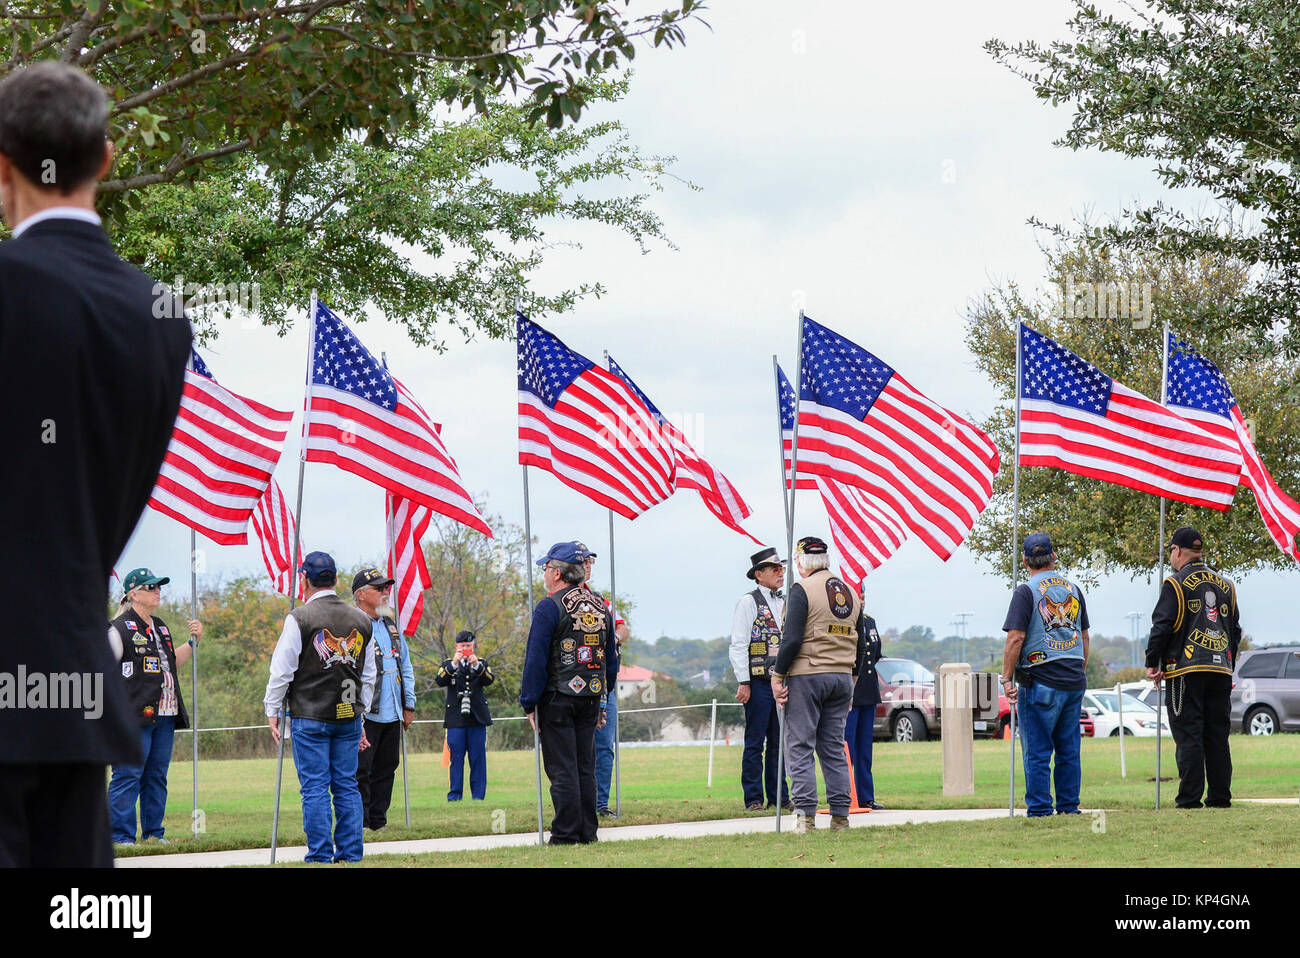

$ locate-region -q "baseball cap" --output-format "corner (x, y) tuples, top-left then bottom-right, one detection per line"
(299, 551), (337, 584)
(351, 567), (395, 593)
(536, 541), (587, 566)
(795, 536), (828, 555)
(1023, 533), (1054, 559)
(1168, 527), (1203, 550)
(574, 541), (597, 560)
(122, 567), (169, 594)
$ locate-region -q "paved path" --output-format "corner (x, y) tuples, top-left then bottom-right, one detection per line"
(116, 807), (1025, 868)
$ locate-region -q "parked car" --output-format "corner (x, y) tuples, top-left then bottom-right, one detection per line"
(1119, 680), (1170, 722)
(872, 658), (1008, 742)
(1081, 689), (1170, 737)
(1079, 709), (1094, 737)
(1230, 646), (1300, 735)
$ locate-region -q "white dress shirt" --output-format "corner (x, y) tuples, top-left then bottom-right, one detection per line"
(728, 585), (785, 684)
(11, 206), (102, 239)
(263, 591), (377, 717)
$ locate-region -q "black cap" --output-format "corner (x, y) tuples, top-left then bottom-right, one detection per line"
(746, 547), (786, 580)
(1168, 527), (1203, 551)
(351, 567), (395, 593)
(795, 536), (828, 556)
(454, 630), (476, 645)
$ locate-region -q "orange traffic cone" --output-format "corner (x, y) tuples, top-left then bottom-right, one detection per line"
(441, 736), (451, 769)
(820, 742), (872, 815)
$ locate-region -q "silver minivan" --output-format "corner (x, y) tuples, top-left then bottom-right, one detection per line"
(1230, 647), (1300, 735)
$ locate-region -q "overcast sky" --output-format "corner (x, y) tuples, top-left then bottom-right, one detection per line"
(119, 0), (1298, 652)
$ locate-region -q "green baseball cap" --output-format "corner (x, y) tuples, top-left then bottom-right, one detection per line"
(122, 567), (170, 595)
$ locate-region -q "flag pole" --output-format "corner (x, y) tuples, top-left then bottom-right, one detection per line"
(608, 505), (620, 818)
(776, 309), (806, 833)
(1009, 322), (1023, 818)
(523, 464), (545, 846)
(772, 356), (793, 538)
(1155, 317), (1170, 811)
(381, 352), (412, 829)
(272, 288), (317, 864)
(189, 527), (199, 837)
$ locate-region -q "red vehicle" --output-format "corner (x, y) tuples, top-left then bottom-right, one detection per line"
(874, 659), (1011, 742)
(1080, 708), (1094, 737)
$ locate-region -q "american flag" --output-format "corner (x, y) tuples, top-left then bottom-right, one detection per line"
(303, 301), (492, 537)
(251, 478), (303, 598)
(386, 492), (432, 636)
(1167, 335), (1300, 561)
(148, 348), (293, 545)
(795, 318), (999, 560)
(778, 364), (907, 584)
(607, 355), (761, 543)
(517, 314), (676, 519)
(1018, 324), (1242, 510)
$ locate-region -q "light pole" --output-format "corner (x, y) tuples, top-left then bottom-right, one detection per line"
(1126, 611), (1143, 669)
(953, 611), (974, 664)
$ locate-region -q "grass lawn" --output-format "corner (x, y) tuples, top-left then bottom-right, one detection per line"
(115, 733), (1300, 858)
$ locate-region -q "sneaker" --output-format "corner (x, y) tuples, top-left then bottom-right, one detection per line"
(597, 807), (615, 817)
(781, 802), (795, 812)
(144, 836), (170, 845)
(113, 840), (135, 847)
(794, 812), (817, 834)
(745, 802), (764, 811)
(830, 815), (850, 832)
(865, 801), (885, 811)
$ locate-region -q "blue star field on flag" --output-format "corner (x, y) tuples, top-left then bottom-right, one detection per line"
(517, 313), (594, 407)
(1020, 325), (1112, 414)
(799, 317), (895, 420)
(190, 348), (213, 380)
(311, 301), (397, 410)
(777, 364), (797, 430)
(1167, 335), (1237, 416)
(607, 356), (662, 418)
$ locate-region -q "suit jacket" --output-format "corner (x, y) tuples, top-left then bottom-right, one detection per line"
(0, 217), (191, 764)
(852, 614), (883, 708)
(436, 658), (494, 728)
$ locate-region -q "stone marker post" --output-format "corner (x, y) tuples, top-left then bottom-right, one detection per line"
(939, 663), (974, 796)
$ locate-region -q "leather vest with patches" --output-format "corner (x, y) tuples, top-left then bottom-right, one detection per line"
(748, 589), (782, 678)
(546, 584), (608, 698)
(112, 607), (189, 729)
(1162, 561), (1237, 678)
(787, 569), (860, 676)
(287, 594), (374, 722)
(1020, 570), (1085, 670)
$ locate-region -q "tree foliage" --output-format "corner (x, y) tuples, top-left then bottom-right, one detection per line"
(987, 0), (1300, 353)
(964, 230), (1300, 583)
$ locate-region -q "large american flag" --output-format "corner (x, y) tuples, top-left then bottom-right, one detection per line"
(778, 363), (907, 585)
(517, 314), (676, 518)
(1167, 335), (1300, 561)
(794, 318), (999, 560)
(607, 355), (760, 543)
(251, 477), (302, 598)
(304, 301), (492, 537)
(1018, 324), (1242, 510)
(386, 492), (432, 636)
(149, 348), (293, 545)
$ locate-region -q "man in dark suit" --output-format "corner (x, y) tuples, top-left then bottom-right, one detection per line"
(0, 62), (192, 866)
(845, 595), (885, 811)
(436, 630), (494, 801)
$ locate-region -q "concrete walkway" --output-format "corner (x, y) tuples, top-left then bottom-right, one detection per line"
(116, 807), (1025, 868)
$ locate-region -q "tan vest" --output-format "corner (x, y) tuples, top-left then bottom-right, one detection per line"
(787, 569), (861, 676)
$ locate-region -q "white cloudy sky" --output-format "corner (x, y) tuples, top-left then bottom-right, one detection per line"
(119, 0), (1297, 650)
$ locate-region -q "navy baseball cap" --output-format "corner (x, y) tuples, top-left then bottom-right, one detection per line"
(1023, 533), (1054, 559)
(574, 541), (597, 560)
(536, 541), (586, 566)
(300, 551), (337, 584)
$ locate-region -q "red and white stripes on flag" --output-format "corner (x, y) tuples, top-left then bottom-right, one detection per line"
(517, 315), (676, 519)
(251, 478), (302, 597)
(817, 476), (908, 590)
(794, 318), (1000, 561)
(386, 493), (432, 636)
(304, 301), (492, 538)
(1018, 325), (1242, 510)
(149, 355), (293, 545)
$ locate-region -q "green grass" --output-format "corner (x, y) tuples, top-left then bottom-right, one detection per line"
(115, 734), (1300, 858)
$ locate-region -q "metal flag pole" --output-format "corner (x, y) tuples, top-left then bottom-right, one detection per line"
(1155, 318), (1170, 811)
(272, 289), (317, 864)
(381, 352), (412, 829)
(1116, 681), (1126, 777)
(608, 505), (621, 818)
(523, 465), (545, 846)
(190, 528), (199, 836)
(772, 356), (793, 538)
(1009, 322), (1023, 818)
(775, 310), (806, 833)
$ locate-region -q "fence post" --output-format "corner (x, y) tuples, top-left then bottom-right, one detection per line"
(707, 698), (718, 788)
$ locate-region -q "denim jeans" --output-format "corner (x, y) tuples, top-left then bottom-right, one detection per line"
(108, 715), (176, 843)
(446, 724), (488, 801)
(1015, 682), (1084, 816)
(291, 715), (364, 862)
(593, 695), (617, 810)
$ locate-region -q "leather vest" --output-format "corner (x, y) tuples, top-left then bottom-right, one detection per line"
(368, 614), (403, 716)
(546, 584), (608, 698)
(1162, 561), (1237, 678)
(748, 588), (782, 678)
(112, 607), (189, 729)
(1020, 570), (1086, 670)
(787, 569), (860, 676)
(287, 594), (373, 722)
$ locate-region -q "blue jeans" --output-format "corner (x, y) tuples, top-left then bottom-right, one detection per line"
(108, 715), (177, 843)
(291, 715), (364, 863)
(844, 704), (875, 804)
(1015, 683), (1084, 816)
(593, 696), (617, 810)
(446, 725), (487, 800)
